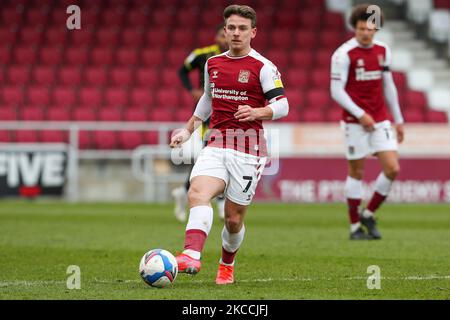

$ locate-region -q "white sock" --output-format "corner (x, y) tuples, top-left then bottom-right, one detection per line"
(362, 209), (374, 218)
(345, 176), (363, 199)
(222, 225), (245, 254)
(183, 249), (201, 260)
(219, 259), (235, 267)
(374, 172), (393, 196)
(185, 205), (213, 235)
(350, 222), (361, 233)
(216, 196), (225, 220)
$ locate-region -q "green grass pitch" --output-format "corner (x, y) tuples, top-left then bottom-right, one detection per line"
(0, 201), (449, 300)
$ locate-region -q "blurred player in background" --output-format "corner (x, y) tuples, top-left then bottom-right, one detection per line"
(170, 4), (289, 284)
(171, 24), (228, 223)
(331, 4), (404, 240)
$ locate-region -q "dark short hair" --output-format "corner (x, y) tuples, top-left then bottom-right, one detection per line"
(223, 4), (257, 28)
(349, 4), (384, 29)
(215, 22), (225, 33)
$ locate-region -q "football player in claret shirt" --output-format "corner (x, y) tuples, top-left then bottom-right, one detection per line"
(170, 4), (289, 284)
(330, 4), (405, 240)
(171, 24), (228, 224)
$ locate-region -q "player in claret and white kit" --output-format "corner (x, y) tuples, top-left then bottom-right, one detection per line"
(330, 4), (405, 240)
(170, 4), (289, 284)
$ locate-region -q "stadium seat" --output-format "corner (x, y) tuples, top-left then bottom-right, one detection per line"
(392, 72), (407, 92)
(0, 46), (11, 64)
(0, 130), (11, 142)
(123, 107), (148, 122)
(326, 107), (344, 122)
(27, 86), (50, 106)
(2, 86), (24, 106)
(19, 27), (43, 45)
(41, 130), (67, 143)
(145, 30), (170, 48)
(65, 47), (89, 65)
(284, 70), (310, 88)
(404, 109), (425, 122)
(284, 89), (304, 109)
(318, 31), (345, 50)
(121, 28), (144, 47)
(91, 47), (114, 66)
(266, 50), (289, 70)
(44, 27), (67, 45)
(26, 8), (49, 26)
(104, 88), (129, 107)
(2, 8), (23, 26)
(141, 48), (164, 66)
(0, 107), (17, 121)
(116, 48), (139, 66)
(149, 109), (174, 121)
(32, 66), (56, 85)
(70, 29), (95, 46)
(53, 87), (77, 107)
(143, 131), (159, 145)
(73, 107), (97, 121)
(274, 11), (298, 28)
(314, 50), (333, 69)
(171, 29), (196, 48)
(311, 69), (331, 89)
(322, 12), (345, 29)
(47, 107), (71, 121)
(95, 28), (120, 46)
(98, 108), (122, 122)
(7, 66), (30, 85)
(78, 131), (93, 149)
(290, 50), (314, 68)
(173, 108), (193, 122)
(167, 49), (190, 67)
(155, 88), (180, 108)
(405, 90), (428, 111)
(110, 67), (134, 86)
(93, 131), (119, 149)
(14, 46), (37, 64)
(21, 106), (45, 121)
(79, 88), (103, 108)
(85, 67), (108, 86)
(306, 89), (331, 109)
(294, 31), (317, 49)
(119, 131), (143, 149)
(125, 9), (149, 28)
(130, 88), (154, 107)
(59, 67), (82, 85)
(301, 108), (326, 122)
(162, 68), (182, 87)
(298, 9), (323, 30)
(39, 46), (64, 65)
(135, 68), (158, 86)
(270, 29), (293, 49)
(0, 28), (17, 44)
(426, 110), (448, 123)
(15, 130), (39, 143)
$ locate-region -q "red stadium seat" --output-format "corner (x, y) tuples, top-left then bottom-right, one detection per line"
(44, 27), (67, 45)
(93, 131), (118, 149)
(104, 88), (129, 107)
(274, 11), (298, 28)
(298, 9), (323, 30)
(110, 67), (134, 86)
(426, 110), (448, 123)
(252, 31), (269, 51)
(404, 109), (425, 122)
(150, 109), (174, 121)
(32, 66), (56, 85)
(95, 28), (120, 46)
(322, 12), (345, 29)
(91, 47), (114, 66)
(27, 86), (50, 106)
(121, 29), (144, 47)
(125, 9), (149, 28)
(140, 48), (164, 67)
(149, 9), (174, 28)
(155, 88), (180, 107)
(73, 107), (97, 121)
(392, 72), (407, 92)
(174, 9), (199, 29)
(405, 90), (427, 111)
(270, 29), (293, 49)
(266, 50), (289, 70)
(53, 87), (77, 107)
(143, 131), (159, 145)
(47, 107), (71, 121)
(100, 9), (125, 27)
(39, 46), (63, 65)
(180, 91), (195, 108)
(123, 107), (148, 122)
(70, 29), (95, 46)
(145, 30), (170, 48)
(79, 88), (103, 108)
(162, 68), (181, 87)
(14, 46), (37, 64)
(130, 88), (154, 107)
(59, 67), (82, 85)
(119, 131), (143, 149)
(294, 31), (317, 49)
(2, 8), (23, 26)
(0, 130), (11, 142)
(0, 107), (17, 121)
(41, 130), (67, 143)
(318, 31), (345, 50)
(0, 28), (17, 44)
(0, 46), (11, 64)
(301, 108), (326, 122)
(15, 130), (39, 143)
(173, 108), (193, 122)
(135, 68), (158, 86)
(98, 108), (122, 121)
(311, 69), (330, 89)
(306, 89), (331, 109)
(7, 66), (30, 85)
(167, 49), (190, 67)
(21, 106), (45, 121)
(196, 30), (217, 47)
(290, 50), (314, 69)
(65, 47), (89, 64)
(116, 48), (138, 66)
(2, 86), (24, 105)
(171, 29), (196, 48)
(284, 70), (310, 88)
(85, 67), (108, 86)
(314, 50), (333, 69)
(434, 0), (450, 9)
(326, 107), (343, 122)
(284, 89), (304, 109)
(82, 9), (100, 28)
(19, 27), (43, 44)
(78, 131), (93, 149)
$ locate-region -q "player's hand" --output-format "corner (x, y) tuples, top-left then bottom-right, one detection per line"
(359, 113), (376, 132)
(395, 124), (404, 143)
(191, 89), (204, 102)
(234, 105), (257, 122)
(169, 128), (191, 148)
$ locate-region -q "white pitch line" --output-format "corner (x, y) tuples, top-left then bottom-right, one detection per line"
(1, 275), (449, 287)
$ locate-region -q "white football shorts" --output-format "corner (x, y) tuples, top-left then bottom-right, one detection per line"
(342, 120), (398, 160)
(190, 146), (266, 206)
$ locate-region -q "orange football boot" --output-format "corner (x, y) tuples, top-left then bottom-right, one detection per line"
(215, 263), (234, 285)
(176, 253), (201, 275)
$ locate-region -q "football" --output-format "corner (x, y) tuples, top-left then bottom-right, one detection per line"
(139, 249), (178, 288)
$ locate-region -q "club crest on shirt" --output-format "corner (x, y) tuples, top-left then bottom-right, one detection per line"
(212, 70), (219, 79)
(357, 59), (365, 67)
(238, 70), (250, 83)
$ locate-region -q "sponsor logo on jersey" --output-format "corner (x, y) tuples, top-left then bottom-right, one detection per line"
(355, 67), (382, 81)
(238, 70), (250, 83)
(357, 59), (365, 67)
